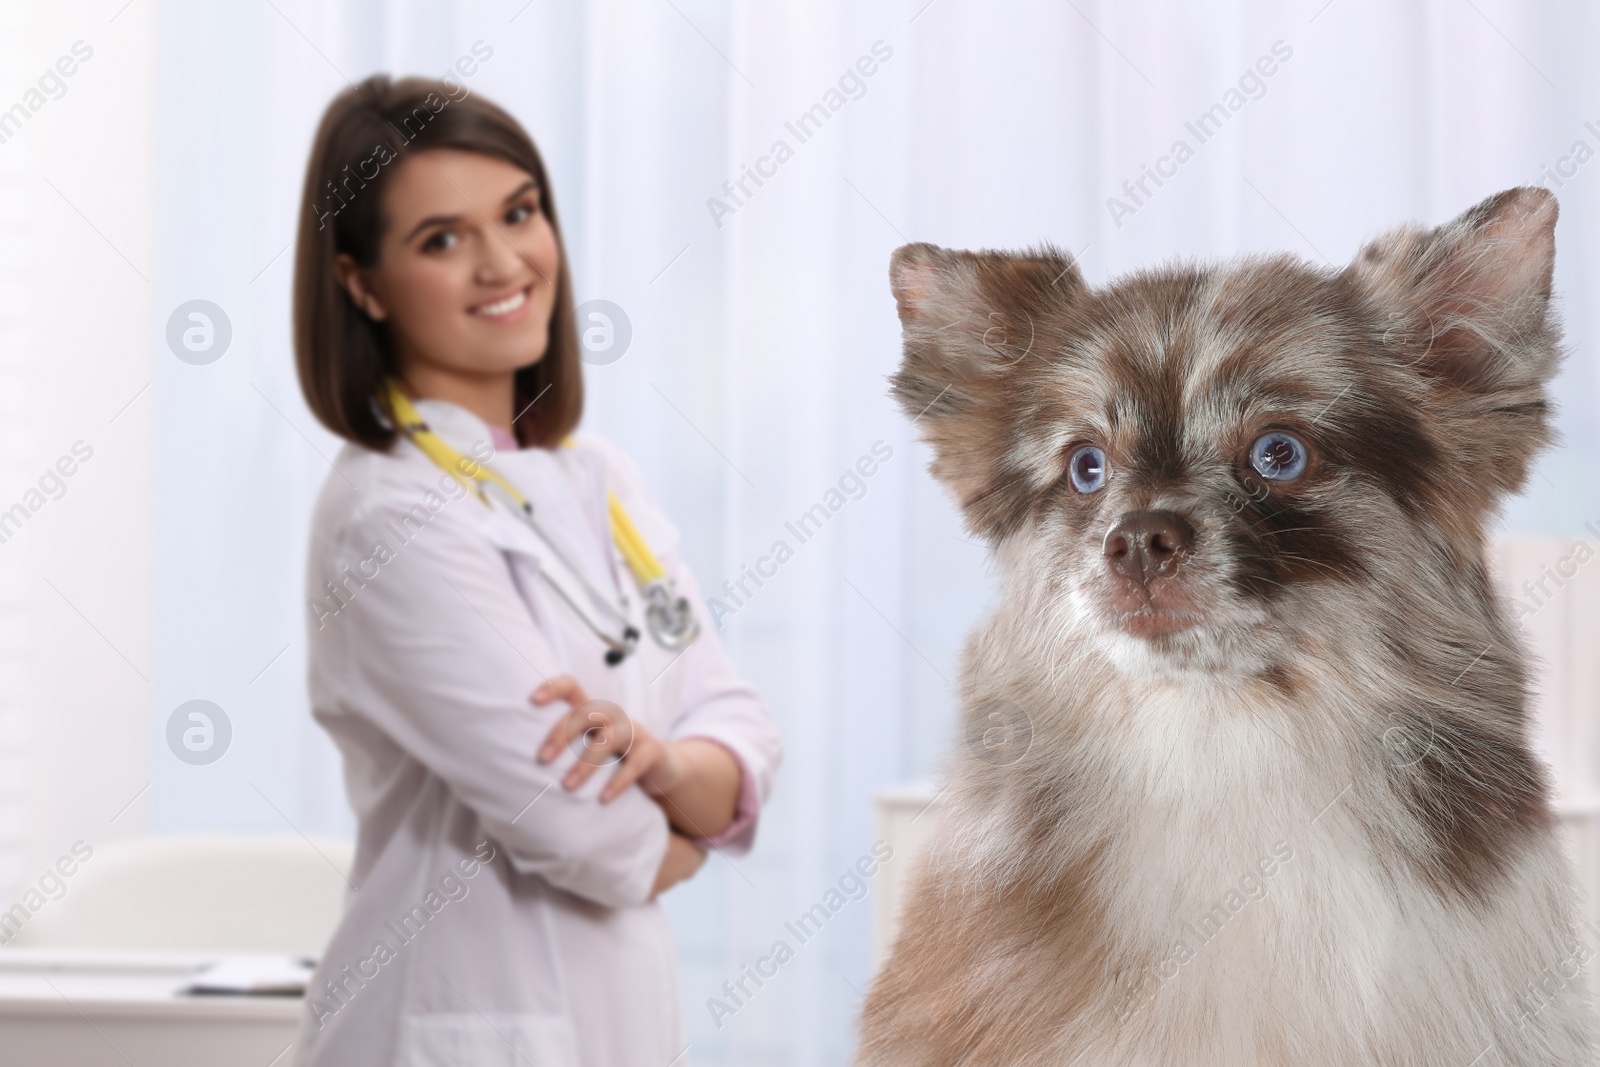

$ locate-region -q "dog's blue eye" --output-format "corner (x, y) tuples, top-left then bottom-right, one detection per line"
(1249, 432), (1308, 481)
(1068, 445), (1107, 493)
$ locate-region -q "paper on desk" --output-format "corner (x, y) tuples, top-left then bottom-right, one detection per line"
(182, 954), (316, 996)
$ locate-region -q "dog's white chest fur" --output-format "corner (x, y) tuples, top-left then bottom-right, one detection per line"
(1083, 682), (1392, 1060)
(1011, 677), (1589, 1065)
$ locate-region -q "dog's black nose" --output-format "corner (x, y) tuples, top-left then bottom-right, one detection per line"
(1103, 510), (1194, 585)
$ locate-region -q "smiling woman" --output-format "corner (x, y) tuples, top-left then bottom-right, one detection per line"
(331, 149), (563, 431)
(293, 75), (583, 451)
(287, 75), (781, 1067)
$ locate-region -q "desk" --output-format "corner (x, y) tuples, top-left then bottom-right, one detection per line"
(0, 949), (302, 1066)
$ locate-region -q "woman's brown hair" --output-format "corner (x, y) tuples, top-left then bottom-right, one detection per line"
(293, 74), (581, 450)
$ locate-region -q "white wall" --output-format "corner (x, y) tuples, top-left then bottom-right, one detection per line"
(1, 1), (154, 899)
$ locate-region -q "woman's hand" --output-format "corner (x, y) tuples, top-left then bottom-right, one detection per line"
(532, 675), (742, 840)
(650, 832), (707, 898)
(532, 675), (682, 803)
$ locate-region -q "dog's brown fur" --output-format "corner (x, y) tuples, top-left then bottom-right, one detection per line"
(856, 189), (1595, 1066)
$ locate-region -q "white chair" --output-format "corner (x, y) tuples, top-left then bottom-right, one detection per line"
(2, 834), (354, 958)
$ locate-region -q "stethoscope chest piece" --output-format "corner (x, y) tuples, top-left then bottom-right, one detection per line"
(644, 581), (700, 649)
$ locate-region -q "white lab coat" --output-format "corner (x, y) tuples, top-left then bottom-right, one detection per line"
(291, 397), (781, 1067)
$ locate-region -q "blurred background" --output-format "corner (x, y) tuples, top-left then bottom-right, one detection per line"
(2, 0), (1598, 1063)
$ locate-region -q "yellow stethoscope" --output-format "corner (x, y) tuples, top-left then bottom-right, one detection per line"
(384, 379), (699, 666)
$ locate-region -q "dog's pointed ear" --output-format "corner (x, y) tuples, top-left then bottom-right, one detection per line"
(890, 240), (1082, 332)
(887, 242), (1082, 412)
(887, 242), (1084, 539)
(1344, 187), (1562, 499)
(1347, 187), (1559, 392)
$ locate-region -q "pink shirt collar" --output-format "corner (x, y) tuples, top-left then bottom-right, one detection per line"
(488, 424), (520, 455)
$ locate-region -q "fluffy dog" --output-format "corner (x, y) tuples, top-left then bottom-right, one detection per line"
(855, 188), (1596, 1065)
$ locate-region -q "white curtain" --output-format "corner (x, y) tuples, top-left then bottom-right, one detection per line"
(5, 1), (1598, 1064)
